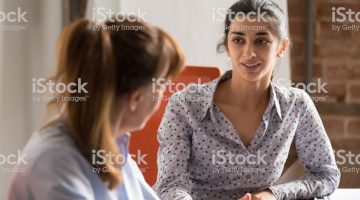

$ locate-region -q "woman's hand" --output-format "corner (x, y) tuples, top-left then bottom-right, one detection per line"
(238, 193), (252, 200)
(238, 190), (276, 200)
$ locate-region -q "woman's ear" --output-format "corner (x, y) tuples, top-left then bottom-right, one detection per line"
(277, 38), (289, 58)
(128, 88), (142, 112)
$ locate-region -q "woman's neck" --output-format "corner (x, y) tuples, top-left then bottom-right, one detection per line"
(216, 71), (271, 111)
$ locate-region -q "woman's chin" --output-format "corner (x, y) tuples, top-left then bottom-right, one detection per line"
(239, 69), (262, 81)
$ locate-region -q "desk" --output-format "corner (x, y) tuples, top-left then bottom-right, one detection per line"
(328, 189), (360, 200)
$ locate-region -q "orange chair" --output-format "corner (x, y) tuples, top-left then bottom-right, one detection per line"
(129, 66), (221, 186)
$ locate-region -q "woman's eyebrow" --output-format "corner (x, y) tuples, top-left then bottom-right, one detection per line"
(230, 32), (245, 36)
(256, 32), (269, 36)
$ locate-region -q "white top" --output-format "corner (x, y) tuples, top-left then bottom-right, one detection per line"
(8, 123), (159, 200)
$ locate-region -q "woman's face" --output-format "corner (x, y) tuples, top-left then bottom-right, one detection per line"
(226, 17), (286, 82)
(129, 80), (165, 130)
(114, 66), (168, 135)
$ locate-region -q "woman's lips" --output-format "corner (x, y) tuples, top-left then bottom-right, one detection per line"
(241, 62), (261, 72)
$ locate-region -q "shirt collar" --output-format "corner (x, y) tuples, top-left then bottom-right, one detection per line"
(270, 83), (282, 119)
(198, 70), (282, 121)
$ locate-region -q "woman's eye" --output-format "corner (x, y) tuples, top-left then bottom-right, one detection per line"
(255, 38), (271, 45)
(232, 38), (244, 44)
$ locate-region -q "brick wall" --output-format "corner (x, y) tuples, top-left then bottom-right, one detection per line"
(287, 0), (360, 188)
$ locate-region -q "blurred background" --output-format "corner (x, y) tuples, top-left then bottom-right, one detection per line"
(0, 0), (359, 198)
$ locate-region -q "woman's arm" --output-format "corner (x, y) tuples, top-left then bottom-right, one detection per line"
(269, 90), (340, 200)
(154, 93), (193, 200)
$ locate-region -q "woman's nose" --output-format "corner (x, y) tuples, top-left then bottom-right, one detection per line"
(243, 44), (256, 58)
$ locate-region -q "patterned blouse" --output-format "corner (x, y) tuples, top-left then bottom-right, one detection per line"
(154, 70), (340, 200)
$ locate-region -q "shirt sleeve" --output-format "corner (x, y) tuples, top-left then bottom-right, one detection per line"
(269, 90), (340, 200)
(154, 93), (193, 200)
(126, 156), (160, 200)
(28, 148), (95, 200)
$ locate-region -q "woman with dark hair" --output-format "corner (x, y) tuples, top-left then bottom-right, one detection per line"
(8, 15), (185, 200)
(155, 0), (340, 199)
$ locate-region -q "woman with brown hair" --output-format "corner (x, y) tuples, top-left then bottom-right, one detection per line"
(8, 15), (184, 200)
(155, 0), (339, 199)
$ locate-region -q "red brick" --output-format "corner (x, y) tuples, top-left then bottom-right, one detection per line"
(316, 2), (360, 22)
(347, 64), (360, 81)
(348, 119), (360, 136)
(348, 84), (360, 103)
(289, 20), (307, 40)
(351, 29), (360, 39)
(324, 64), (348, 81)
(290, 40), (305, 59)
(312, 62), (323, 78)
(325, 83), (346, 103)
(322, 116), (345, 138)
(288, 0), (306, 20)
(314, 41), (359, 60)
(316, 22), (352, 40)
(291, 59), (306, 78)
(316, 2), (334, 22)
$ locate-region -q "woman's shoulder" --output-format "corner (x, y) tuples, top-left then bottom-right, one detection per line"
(23, 124), (84, 166)
(272, 82), (316, 114)
(14, 123), (93, 182)
(9, 124), (100, 199)
(272, 82), (312, 102)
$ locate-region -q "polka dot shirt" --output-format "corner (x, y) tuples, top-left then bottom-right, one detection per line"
(154, 70), (340, 200)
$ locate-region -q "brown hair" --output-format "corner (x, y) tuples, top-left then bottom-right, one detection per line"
(45, 16), (184, 189)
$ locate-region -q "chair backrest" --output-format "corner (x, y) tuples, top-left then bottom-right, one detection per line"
(129, 66), (221, 186)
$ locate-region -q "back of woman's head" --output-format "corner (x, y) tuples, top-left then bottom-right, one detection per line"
(48, 15), (185, 189)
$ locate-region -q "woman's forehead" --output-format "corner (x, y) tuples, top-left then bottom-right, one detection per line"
(228, 23), (273, 37)
(228, 17), (270, 31)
